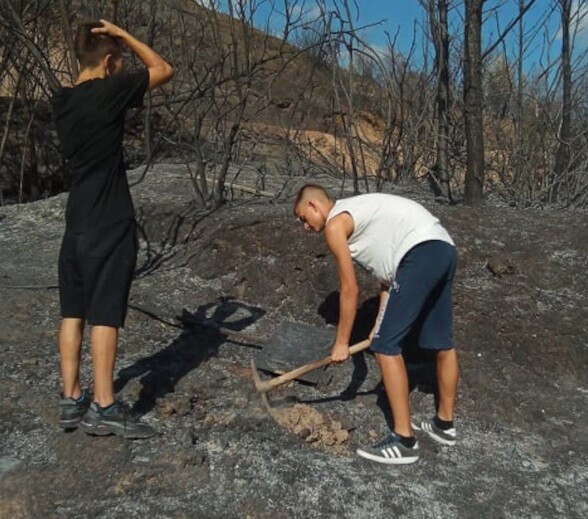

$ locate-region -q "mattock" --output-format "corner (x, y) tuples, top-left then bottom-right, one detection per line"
(250, 339), (371, 413)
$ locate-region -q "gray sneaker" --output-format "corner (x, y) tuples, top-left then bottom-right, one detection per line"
(81, 401), (157, 439)
(356, 433), (420, 465)
(420, 418), (456, 446)
(59, 389), (91, 430)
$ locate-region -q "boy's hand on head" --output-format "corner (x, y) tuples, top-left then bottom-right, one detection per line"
(91, 19), (125, 39)
(331, 342), (350, 363)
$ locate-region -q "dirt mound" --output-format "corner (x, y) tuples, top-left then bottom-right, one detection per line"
(272, 403), (350, 454)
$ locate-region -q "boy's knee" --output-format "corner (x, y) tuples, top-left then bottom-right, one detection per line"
(437, 348), (457, 359)
(61, 317), (85, 332)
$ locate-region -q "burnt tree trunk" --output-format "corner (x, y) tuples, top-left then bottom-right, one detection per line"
(514, 0), (525, 191)
(428, 0), (452, 201)
(464, 0), (485, 205)
(552, 0), (572, 203)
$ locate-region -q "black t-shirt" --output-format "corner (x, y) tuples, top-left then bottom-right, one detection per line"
(52, 69), (149, 232)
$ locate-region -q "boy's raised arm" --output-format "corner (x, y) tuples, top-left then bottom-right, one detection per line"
(91, 19), (174, 90)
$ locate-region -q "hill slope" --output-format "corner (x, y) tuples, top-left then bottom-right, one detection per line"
(0, 165), (586, 517)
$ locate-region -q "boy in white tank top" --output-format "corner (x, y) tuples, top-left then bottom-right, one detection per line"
(294, 184), (460, 465)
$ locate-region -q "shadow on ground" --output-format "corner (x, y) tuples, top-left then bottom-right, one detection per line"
(115, 297), (265, 414)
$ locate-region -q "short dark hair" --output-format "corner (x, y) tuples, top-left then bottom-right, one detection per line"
(294, 183), (331, 207)
(293, 183), (333, 215)
(74, 20), (121, 69)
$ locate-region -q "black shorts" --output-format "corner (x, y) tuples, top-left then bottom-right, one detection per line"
(370, 240), (457, 356)
(58, 219), (137, 328)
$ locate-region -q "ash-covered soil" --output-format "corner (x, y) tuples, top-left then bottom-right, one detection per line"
(0, 164), (586, 518)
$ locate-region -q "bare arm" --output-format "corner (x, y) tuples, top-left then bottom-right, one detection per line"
(325, 213), (358, 362)
(92, 19), (174, 90)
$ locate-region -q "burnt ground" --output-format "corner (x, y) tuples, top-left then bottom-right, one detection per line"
(0, 164), (586, 518)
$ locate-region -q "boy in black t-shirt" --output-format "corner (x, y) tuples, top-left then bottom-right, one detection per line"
(52, 19), (173, 438)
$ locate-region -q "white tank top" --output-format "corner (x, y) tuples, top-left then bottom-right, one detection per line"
(326, 193), (454, 284)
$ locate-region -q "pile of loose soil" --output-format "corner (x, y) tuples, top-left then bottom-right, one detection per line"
(272, 403), (350, 454)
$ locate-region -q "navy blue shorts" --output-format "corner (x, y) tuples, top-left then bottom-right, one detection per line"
(370, 240), (457, 356)
(58, 219), (137, 328)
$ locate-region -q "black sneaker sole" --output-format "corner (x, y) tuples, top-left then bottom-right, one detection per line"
(81, 421), (157, 439)
(60, 417), (84, 430)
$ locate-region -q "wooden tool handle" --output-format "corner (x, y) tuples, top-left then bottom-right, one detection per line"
(259, 339), (371, 392)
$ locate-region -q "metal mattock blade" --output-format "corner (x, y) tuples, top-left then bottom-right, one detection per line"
(250, 359), (272, 415)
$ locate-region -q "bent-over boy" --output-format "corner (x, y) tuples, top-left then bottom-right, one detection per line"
(294, 184), (460, 464)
